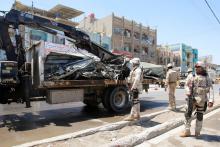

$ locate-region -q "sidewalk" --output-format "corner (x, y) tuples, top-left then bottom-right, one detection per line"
(16, 97), (220, 147)
(138, 107), (220, 147)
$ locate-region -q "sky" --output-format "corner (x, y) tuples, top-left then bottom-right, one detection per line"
(0, 0), (220, 64)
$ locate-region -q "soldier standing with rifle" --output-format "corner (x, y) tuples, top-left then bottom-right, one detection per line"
(180, 61), (214, 137)
(124, 58), (143, 121)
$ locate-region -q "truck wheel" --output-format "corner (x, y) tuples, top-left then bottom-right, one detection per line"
(102, 88), (113, 110)
(109, 86), (129, 113)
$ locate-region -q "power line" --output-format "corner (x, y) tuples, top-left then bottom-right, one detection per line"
(204, 0), (220, 25)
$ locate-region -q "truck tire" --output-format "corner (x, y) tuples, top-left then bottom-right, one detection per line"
(108, 86), (129, 113)
(102, 88), (113, 110)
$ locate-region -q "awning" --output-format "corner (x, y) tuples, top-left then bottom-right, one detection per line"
(112, 49), (133, 58)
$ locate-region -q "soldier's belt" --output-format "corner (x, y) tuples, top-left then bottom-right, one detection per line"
(197, 88), (209, 94)
(168, 82), (176, 83)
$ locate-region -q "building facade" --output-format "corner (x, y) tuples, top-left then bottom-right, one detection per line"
(169, 43), (198, 73)
(78, 13), (157, 63)
(12, 1), (84, 48)
(156, 45), (181, 67)
(199, 55), (213, 65)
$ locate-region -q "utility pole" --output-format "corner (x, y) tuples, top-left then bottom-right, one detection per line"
(31, 1), (34, 14)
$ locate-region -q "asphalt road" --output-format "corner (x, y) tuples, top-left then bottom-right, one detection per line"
(0, 85), (218, 146)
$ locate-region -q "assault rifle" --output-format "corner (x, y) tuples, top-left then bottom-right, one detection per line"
(185, 74), (195, 119)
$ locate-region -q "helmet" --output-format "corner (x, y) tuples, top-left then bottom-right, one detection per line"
(130, 58), (140, 65)
(167, 63), (173, 68)
(187, 68), (193, 73)
(195, 61), (206, 68)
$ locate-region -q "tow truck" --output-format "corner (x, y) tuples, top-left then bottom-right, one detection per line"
(0, 8), (157, 113)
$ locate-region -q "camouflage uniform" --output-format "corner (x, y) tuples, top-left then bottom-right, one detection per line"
(165, 69), (179, 110)
(184, 74), (214, 135)
(127, 66), (143, 118)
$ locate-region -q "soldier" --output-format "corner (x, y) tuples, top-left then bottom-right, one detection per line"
(124, 58), (143, 121)
(165, 63), (179, 111)
(180, 61), (214, 137)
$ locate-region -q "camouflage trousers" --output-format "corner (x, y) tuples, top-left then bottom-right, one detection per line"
(184, 97), (207, 134)
(130, 89), (140, 116)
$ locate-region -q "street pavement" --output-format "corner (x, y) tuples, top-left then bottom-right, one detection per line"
(138, 107), (220, 147)
(16, 85), (220, 147)
(0, 84), (219, 146)
(0, 85), (185, 146)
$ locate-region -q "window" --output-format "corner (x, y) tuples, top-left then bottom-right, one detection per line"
(113, 27), (123, 35)
(150, 52), (154, 57)
(30, 30), (47, 41)
(142, 33), (148, 40)
(134, 32), (140, 40)
(53, 36), (65, 45)
(187, 53), (191, 59)
(142, 46), (148, 54)
(142, 36), (154, 45)
(160, 57), (163, 64)
(134, 46), (140, 53)
(0, 49), (7, 61)
(194, 54), (198, 59)
(124, 43), (131, 52)
(102, 43), (109, 50)
(124, 29), (131, 38)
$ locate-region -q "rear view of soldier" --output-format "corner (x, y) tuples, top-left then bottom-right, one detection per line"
(165, 63), (179, 111)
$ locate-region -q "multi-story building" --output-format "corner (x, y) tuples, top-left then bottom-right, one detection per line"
(78, 13), (157, 63)
(199, 55), (213, 66)
(169, 43), (198, 73)
(156, 45), (181, 67)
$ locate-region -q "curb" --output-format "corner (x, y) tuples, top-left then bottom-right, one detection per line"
(106, 118), (184, 147)
(14, 106), (185, 147)
(105, 104), (220, 147)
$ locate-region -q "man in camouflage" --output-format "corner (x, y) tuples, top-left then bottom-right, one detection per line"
(180, 61), (214, 137)
(165, 63), (179, 111)
(124, 58), (143, 121)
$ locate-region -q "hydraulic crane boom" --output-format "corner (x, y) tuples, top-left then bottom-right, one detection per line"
(0, 9), (117, 67)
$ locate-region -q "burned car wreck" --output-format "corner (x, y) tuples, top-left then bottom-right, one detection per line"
(43, 43), (130, 81)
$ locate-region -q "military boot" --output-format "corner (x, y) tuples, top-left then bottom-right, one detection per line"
(171, 107), (177, 111)
(179, 130), (191, 137)
(123, 115), (135, 121)
(195, 132), (200, 137)
(134, 114), (140, 120)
